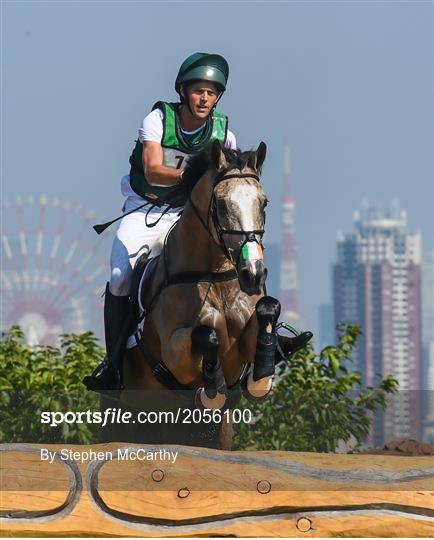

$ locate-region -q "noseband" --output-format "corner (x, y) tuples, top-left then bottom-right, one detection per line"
(188, 168), (266, 266)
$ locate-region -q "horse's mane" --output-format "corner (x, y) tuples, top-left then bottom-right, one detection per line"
(181, 143), (262, 193)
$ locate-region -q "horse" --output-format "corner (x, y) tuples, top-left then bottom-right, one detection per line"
(106, 140), (311, 449)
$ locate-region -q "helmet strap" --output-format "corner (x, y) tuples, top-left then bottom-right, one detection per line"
(214, 90), (224, 107)
(186, 92), (195, 116)
(180, 84), (195, 116)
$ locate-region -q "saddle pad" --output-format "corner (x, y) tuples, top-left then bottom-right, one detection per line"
(126, 256), (159, 349)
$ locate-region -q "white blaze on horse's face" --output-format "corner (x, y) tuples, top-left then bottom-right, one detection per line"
(229, 184), (259, 230)
(227, 183), (264, 262)
(214, 176), (267, 294)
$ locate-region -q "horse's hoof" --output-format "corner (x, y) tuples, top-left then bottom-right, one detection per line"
(195, 388), (227, 411)
(241, 371), (272, 402)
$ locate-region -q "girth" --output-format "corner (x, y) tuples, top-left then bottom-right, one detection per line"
(143, 268), (238, 316)
(165, 268), (238, 285)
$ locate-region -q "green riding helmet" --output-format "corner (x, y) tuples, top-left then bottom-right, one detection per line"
(175, 52), (229, 95)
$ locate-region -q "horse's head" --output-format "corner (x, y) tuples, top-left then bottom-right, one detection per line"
(209, 140), (268, 295)
(183, 140), (269, 295)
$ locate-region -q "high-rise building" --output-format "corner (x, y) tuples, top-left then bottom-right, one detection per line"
(421, 252), (434, 347)
(333, 201), (422, 445)
(423, 342), (434, 444)
(422, 251), (434, 443)
(279, 145), (302, 328)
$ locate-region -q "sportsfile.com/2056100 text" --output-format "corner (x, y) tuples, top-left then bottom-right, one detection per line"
(40, 407), (253, 428)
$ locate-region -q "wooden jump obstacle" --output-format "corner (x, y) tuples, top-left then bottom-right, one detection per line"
(1, 442), (433, 537)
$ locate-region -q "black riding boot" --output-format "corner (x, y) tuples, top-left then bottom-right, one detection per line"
(83, 284), (130, 393)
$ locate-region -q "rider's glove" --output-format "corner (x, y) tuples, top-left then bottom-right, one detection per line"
(178, 166), (197, 193)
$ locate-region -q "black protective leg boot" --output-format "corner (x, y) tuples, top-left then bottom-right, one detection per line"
(252, 296), (281, 382)
(83, 283), (130, 393)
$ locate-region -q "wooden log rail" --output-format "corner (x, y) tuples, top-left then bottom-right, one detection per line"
(1, 443), (433, 537)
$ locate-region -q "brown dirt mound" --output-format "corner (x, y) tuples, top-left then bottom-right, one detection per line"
(356, 439), (434, 456)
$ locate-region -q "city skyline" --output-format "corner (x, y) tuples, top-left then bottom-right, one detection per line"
(3, 193), (429, 343)
(3, 2), (432, 343)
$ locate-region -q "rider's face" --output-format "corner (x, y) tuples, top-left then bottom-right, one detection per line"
(182, 81), (219, 120)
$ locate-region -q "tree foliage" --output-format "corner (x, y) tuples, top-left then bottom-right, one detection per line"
(1, 324), (398, 451)
(233, 324), (398, 452)
(0, 326), (103, 444)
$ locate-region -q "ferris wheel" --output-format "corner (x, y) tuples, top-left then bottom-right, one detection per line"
(1, 195), (113, 346)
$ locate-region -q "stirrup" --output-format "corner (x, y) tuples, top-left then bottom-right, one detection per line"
(276, 323), (313, 361)
(83, 356), (121, 395)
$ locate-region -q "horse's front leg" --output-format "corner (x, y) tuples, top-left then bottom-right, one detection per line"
(242, 296), (281, 400)
(162, 325), (227, 411)
(191, 326), (227, 410)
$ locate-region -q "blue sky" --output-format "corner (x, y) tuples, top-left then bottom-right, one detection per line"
(2, 0), (432, 340)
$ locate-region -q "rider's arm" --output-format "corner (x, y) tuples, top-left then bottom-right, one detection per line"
(142, 141), (183, 187)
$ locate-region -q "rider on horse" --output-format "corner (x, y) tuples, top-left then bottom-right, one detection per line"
(84, 53), (313, 394)
(85, 53), (237, 392)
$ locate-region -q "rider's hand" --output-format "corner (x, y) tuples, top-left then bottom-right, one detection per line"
(179, 166), (197, 193)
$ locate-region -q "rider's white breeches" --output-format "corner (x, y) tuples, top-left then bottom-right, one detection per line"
(109, 191), (183, 297)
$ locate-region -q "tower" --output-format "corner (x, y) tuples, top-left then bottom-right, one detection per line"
(279, 145), (302, 328)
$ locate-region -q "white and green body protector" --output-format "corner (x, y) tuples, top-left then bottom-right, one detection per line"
(129, 101), (229, 201)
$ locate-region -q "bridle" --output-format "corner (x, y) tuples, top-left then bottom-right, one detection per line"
(187, 167), (266, 267)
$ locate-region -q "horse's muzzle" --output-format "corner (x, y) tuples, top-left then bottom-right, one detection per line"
(238, 259), (267, 295)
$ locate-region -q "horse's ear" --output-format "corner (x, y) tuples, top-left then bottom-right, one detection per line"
(255, 141), (267, 170)
(211, 139), (227, 169)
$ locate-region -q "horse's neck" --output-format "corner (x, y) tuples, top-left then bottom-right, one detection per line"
(167, 177), (232, 273)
